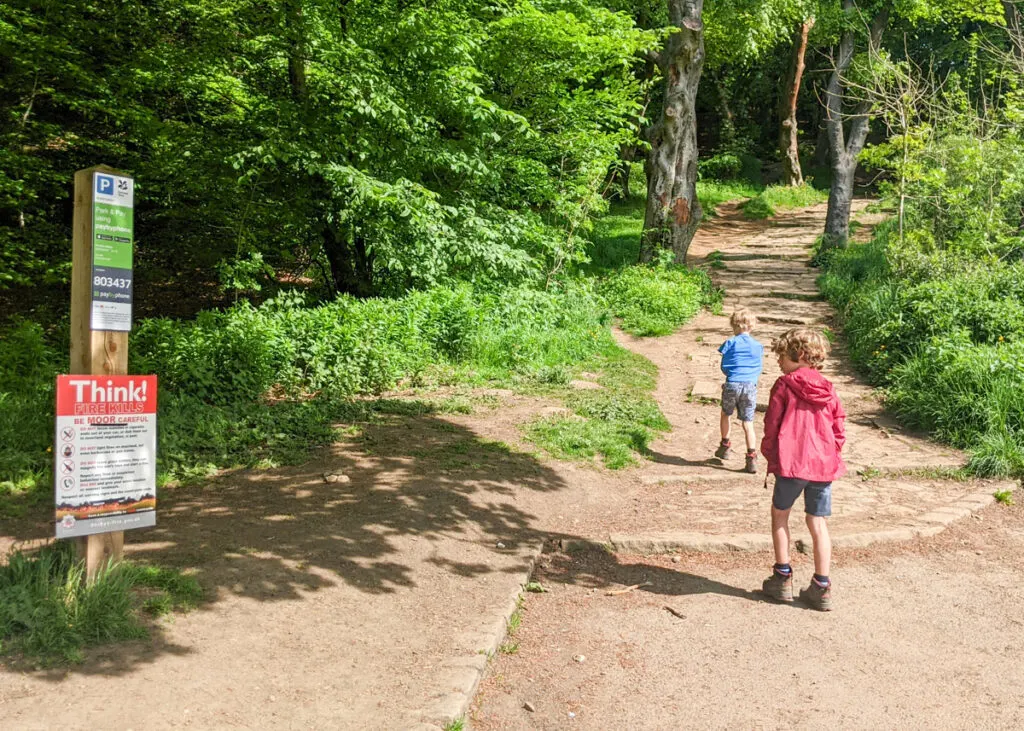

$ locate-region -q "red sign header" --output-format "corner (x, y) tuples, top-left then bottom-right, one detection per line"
(56, 375), (157, 417)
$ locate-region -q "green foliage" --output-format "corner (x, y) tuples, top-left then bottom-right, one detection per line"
(0, 543), (200, 664)
(524, 336), (669, 468)
(699, 152), (743, 181)
(742, 183), (827, 220)
(1, 280), (630, 510)
(600, 264), (719, 336)
(585, 198), (645, 271)
(993, 488), (1014, 506)
(527, 414), (653, 468)
(697, 180), (763, 215)
(0, 0), (657, 298)
(820, 183), (1024, 478)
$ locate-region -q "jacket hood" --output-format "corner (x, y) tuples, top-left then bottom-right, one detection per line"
(781, 367), (835, 407)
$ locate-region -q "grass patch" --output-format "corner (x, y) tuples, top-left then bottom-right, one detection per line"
(600, 264), (720, 337)
(706, 250), (727, 270)
(498, 595), (525, 654)
(586, 198), (645, 271)
(527, 415), (653, 469)
(880, 466), (971, 482)
(994, 488), (1014, 505)
(742, 183), (827, 220)
(524, 347), (669, 469)
(698, 180), (762, 216)
(0, 543), (201, 664)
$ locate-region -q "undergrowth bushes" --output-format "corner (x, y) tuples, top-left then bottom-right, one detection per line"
(599, 264), (720, 336)
(3, 265), (720, 502)
(820, 221), (1024, 477)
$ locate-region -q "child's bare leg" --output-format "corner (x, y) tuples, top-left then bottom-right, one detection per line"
(771, 506), (791, 565)
(805, 515), (831, 577)
(741, 420), (756, 452)
(719, 411), (731, 442)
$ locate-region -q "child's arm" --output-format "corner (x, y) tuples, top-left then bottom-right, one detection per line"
(760, 381), (786, 471)
(832, 397), (847, 452)
(717, 340), (732, 377)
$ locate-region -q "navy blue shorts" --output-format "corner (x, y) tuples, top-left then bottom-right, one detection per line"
(772, 476), (832, 517)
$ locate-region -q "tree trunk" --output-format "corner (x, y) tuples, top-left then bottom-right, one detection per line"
(641, 0), (705, 264)
(822, 2), (888, 249)
(778, 19), (814, 187)
(812, 120), (830, 169)
(287, 1), (308, 102)
(1006, 2), (1023, 65)
(713, 69), (736, 147)
(824, 155), (855, 240)
(322, 225), (374, 297)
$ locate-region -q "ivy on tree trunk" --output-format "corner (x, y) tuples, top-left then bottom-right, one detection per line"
(778, 18), (814, 187)
(822, 1), (888, 249)
(640, 0), (705, 265)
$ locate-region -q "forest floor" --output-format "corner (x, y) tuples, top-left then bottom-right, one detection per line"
(1, 202), (1018, 730)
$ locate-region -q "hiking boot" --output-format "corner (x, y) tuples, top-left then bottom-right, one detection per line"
(799, 580), (833, 611)
(761, 570), (794, 602)
(743, 451), (758, 474)
(714, 439), (732, 460)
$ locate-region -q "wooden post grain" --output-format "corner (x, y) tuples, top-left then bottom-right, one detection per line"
(71, 165), (128, 580)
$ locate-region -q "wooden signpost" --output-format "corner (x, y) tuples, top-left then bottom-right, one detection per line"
(68, 165), (133, 579)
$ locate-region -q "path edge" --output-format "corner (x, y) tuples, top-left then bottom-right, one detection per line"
(407, 539), (545, 731)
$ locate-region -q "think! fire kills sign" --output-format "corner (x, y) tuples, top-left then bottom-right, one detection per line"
(55, 375), (157, 538)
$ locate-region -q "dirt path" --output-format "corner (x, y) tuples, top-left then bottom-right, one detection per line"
(608, 201), (1005, 547)
(471, 501), (1024, 730)
(1, 203), (1013, 730)
(470, 203), (1023, 728)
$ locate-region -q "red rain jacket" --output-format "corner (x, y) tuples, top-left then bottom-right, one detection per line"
(761, 367), (847, 482)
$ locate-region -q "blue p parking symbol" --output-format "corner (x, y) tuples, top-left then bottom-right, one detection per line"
(96, 174), (115, 196)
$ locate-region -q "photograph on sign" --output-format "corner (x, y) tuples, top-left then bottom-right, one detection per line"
(90, 172), (134, 332)
(54, 374), (157, 538)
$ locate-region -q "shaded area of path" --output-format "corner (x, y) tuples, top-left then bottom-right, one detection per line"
(1, 404), (561, 728)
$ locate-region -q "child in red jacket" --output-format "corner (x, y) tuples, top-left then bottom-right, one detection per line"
(760, 327), (846, 611)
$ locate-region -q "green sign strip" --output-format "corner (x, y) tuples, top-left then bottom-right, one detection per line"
(92, 201), (134, 269)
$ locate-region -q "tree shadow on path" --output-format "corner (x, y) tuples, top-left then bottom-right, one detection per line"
(534, 546), (804, 610)
(1, 400), (571, 676)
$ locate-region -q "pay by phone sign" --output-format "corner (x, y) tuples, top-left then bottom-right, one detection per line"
(55, 375), (157, 539)
(91, 172), (134, 332)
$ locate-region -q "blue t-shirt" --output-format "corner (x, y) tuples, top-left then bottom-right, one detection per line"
(718, 332), (764, 383)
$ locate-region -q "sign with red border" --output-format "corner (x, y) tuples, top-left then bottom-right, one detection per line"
(55, 375), (157, 538)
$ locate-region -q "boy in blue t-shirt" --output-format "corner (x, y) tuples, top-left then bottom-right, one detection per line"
(715, 308), (764, 473)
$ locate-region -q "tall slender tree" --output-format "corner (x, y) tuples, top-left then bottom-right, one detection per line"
(778, 17), (815, 186)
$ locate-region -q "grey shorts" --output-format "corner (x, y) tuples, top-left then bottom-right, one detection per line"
(772, 476), (832, 517)
(721, 381), (757, 422)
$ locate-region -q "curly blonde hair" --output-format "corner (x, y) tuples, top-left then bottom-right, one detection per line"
(730, 308), (757, 333)
(772, 327), (831, 369)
